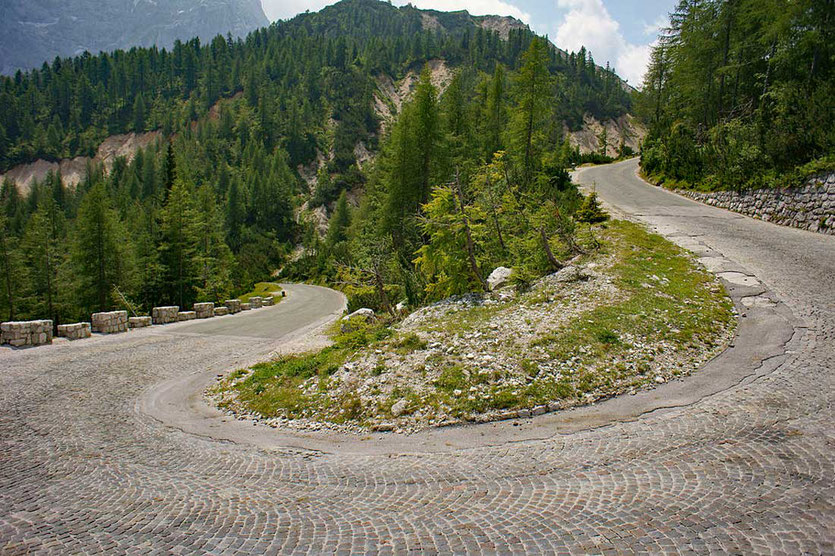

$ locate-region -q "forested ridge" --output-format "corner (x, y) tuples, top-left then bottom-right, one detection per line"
(638, 0), (834, 190)
(0, 0), (632, 326)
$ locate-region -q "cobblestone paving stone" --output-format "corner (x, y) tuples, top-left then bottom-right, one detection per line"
(1, 159), (833, 553)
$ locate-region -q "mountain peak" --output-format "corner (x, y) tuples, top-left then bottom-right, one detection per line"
(0, 0), (269, 74)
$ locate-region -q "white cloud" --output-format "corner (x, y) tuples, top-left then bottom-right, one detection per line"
(261, 0), (530, 24)
(554, 0), (654, 86)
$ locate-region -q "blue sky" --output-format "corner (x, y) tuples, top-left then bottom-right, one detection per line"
(260, 0), (676, 86)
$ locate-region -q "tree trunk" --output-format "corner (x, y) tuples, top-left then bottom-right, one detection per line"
(539, 227), (562, 270)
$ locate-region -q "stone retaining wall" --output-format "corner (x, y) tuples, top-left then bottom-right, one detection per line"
(1, 320), (53, 347)
(57, 322), (91, 340)
(3, 292), (277, 348)
(152, 306), (179, 324)
(194, 302), (214, 319)
(675, 173), (835, 235)
(91, 311), (128, 334)
(129, 316), (152, 328)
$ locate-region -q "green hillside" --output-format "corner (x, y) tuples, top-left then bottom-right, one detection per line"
(0, 0), (634, 324)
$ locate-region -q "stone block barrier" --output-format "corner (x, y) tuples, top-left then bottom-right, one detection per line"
(674, 172), (835, 235)
(1, 320), (53, 347)
(91, 311), (128, 334)
(152, 306), (179, 324)
(249, 296), (263, 308)
(177, 311), (197, 322)
(240, 302), (252, 311)
(194, 302), (215, 319)
(57, 322), (91, 341)
(129, 316), (152, 329)
(225, 300), (241, 314)
(262, 296), (274, 306)
(214, 306), (229, 317)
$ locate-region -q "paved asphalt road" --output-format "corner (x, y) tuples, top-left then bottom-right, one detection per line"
(1, 160), (833, 553)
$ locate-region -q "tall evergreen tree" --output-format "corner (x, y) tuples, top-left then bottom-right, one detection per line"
(73, 183), (132, 312)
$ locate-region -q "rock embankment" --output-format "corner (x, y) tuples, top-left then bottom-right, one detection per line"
(675, 172), (835, 235)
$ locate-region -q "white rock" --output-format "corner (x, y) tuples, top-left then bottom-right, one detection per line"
(487, 266), (513, 291)
(391, 399), (408, 417)
(342, 308), (375, 321)
(551, 265), (582, 283)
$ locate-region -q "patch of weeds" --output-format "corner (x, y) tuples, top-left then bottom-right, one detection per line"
(434, 365), (468, 393)
(392, 333), (427, 354)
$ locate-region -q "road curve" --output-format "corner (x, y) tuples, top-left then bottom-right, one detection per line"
(1, 162), (834, 553)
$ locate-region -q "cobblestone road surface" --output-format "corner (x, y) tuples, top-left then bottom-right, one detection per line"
(1, 159), (833, 553)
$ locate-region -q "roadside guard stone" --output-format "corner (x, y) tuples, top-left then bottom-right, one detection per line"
(129, 316), (152, 328)
(240, 302), (252, 311)
(262, 296), (274, 306)
(177, 311), (197, 321)
(152, 306), (179, 324)
(91, 311), (128, 334)
(194, 302), (215, 319)
(225, 300), (241, 314)
(57, 322), (91, 341)
(1, 320), (53, 347)
(249, 296), (263, 308)
(213, 306), (229, 317)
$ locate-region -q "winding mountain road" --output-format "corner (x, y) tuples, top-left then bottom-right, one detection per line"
(1, 159), (833, 553)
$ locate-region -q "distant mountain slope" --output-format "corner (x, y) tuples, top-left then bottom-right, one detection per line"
(0, 0), (268, 75)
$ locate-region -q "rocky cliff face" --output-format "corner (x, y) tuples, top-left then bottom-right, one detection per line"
(0, 0), (268, 75)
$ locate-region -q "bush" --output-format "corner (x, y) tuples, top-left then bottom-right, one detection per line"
(575, 192), (609, 224)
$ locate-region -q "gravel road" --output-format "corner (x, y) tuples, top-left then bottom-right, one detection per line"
(1, 161), (833, 553)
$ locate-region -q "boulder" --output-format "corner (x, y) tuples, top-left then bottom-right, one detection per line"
(487, 266), (513, 291)
(1, 320), (53, 347)
(391, 399), (408, 417)
(91, 311), (128, 334)
(340, 308), (375, 333)
(57, 322), (91, 340)
(194, 302), (214, 319)
(342, 308), (375, 321)
(551, 265), (583, 283)
(128, 316), (152, 328)
(152, 306), (179, 324)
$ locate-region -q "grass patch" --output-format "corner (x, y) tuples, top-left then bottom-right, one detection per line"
(216, 318), (391, 424)
(531, 220), (734, 377)
(239, 282), (283, 303)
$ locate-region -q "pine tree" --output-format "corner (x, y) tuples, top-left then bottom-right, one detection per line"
(21, 197), (66, 325)
(193, 185), (234, 302)
(511, 38), (551, 186)
(326, 189), (351, 263)
(0, 213), (25, 321)
(159, 178), (199, 308)
(73, 184), (132, 312)
(134, 93), (146, 132)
